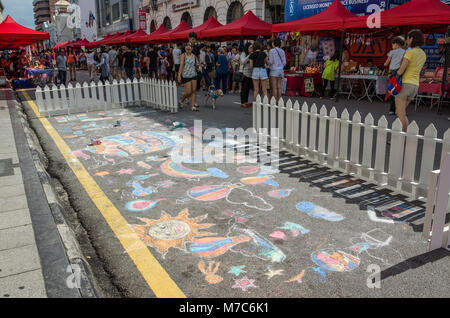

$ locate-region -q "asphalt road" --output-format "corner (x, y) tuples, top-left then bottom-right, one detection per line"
(17, 86), (450, 298)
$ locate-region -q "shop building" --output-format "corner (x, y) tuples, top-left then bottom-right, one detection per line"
(95, 0), (141, 37)
(33, 0), (57, 31)
(140, 0), (284, 34)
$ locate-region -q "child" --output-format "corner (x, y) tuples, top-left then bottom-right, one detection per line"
(320, 51), (340, 100)
(384, 36), (406, 115)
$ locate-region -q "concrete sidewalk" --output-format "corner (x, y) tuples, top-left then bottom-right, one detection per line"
(0, 88), (97, 298)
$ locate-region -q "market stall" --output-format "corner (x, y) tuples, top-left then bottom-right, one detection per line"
(0, 16), (49, 48)
(200, 11), (272, 41)
(170, 16), (222, 43)
(131, 25), (168, 45)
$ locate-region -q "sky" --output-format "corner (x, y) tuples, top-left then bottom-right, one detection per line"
(3, 0), (35, 29)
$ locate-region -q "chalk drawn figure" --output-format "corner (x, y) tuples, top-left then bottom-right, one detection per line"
(310, 229), (400, 282)
(125, 199), (165, 212)
(161, 159), (228, 179)
(232, 276), (257, 292)
(198, 261), (223, 284)
(189, 236), (252, 258)
(237, 166), (259, 175)
(187, 183), (274, 211)
(229, 226), (286, 263)
(269, 231), (287, 240)
(278, 222), (309, 237)
(240, 174), (279, 187)
(285, 270), (306, 284)
(228, 265), (246, 277)
(268, 188), (295, 199)
(296, 202), (344, 222)
(131, 209), (214, 257)
(265, 268), (284, 279)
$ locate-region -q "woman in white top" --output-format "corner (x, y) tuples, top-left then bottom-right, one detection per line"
(269, 38), (287, 102)
(86, 49), (96, 81)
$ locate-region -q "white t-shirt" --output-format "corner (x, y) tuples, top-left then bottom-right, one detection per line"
(173, 48), (181, 65)
(86, 52), (95, 65)
(387, 48), (406, 71)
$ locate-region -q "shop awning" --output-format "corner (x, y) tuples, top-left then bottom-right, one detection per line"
(153, 20), (192, 43)
(0, 15), (49, 48)
(200, 11), (272, 40)
(131, 24), (168, 44)
(170, 16), (222, 42)
(272, 0), (357, 35)
(344, 0), (450, 33)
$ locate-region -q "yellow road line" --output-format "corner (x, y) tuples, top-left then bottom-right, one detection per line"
(21, 90), (185, 298)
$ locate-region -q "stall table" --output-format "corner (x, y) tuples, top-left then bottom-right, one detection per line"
(284, 71), (322, 97)
(25, 67), (53, 86)
(340, 74), (388, 102)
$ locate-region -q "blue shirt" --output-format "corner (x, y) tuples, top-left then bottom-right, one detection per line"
(217, 54), (228, 75)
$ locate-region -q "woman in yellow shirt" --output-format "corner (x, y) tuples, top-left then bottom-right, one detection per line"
(395, 29), (426, 132)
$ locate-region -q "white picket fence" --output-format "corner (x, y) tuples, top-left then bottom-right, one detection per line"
(253, 95), (450, 199)
(35, 78), (178, 116)
(423, 154), (450, 251)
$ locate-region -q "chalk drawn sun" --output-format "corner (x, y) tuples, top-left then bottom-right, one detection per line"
(132, 208), (215, 257)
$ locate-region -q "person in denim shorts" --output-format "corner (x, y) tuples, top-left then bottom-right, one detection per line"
(250, 42), (269, 101)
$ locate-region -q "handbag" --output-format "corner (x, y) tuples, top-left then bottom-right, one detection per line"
(234, 71), (244, 82)
(387, 71), (402, 96)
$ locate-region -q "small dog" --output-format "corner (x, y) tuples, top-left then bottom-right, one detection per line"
(205, 85), (224, 110)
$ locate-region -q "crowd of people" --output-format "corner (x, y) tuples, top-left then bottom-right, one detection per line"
(0, 28), (430, 122)
(47, 31), (289, 110)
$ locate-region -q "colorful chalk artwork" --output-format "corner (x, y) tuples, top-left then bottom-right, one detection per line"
(296, 202), (344, 222)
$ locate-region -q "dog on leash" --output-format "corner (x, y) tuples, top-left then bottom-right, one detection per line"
(205, 85), (224, 110)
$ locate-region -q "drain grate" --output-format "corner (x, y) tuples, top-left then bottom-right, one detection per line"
(0, 158), (15, 177)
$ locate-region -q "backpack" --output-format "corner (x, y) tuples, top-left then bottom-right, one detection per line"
(387, 72), (402, 96)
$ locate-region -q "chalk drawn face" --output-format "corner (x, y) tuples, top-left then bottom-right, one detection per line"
(132, 209), (214, 257)
(148, 220), (191, 241)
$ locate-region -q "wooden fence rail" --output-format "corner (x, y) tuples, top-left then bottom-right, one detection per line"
(253, 95), (450, 199)
(35, 78), (178, 116)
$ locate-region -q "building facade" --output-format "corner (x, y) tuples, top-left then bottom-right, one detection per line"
(33, 0), (57, 31)
(140, 0), (284, 34)
(95, 0), (141, 37)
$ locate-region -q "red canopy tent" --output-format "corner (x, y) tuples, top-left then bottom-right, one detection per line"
(110, 28), (147, 45)
(86, 33), (113, 48)
(131, 24), (168, 44)
(272, 0), (357, 36)
(68, 38), (90, 48)
(101, 32), (122, 45)
(105, 30), (132, 45)
(200, 11), (271, 40)
(0, 15), (49, 48)
(344, 0), (450, 33)
(153, 20), (192, 43)
(170, 16), (222, 43)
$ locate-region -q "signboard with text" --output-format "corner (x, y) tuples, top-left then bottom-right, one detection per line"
(285, 0), (389, 22)
(139, 10), (147, 30)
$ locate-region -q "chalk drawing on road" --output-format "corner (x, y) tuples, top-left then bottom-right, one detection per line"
(240, 174), (279, 187)
(198, 261), (223, 284)
(117, 168), (135, 175)
(131, 209), (214, 257)
(265, 268), (284, 279)
(237, 166), (259, 175)
(124, 199), (165, 212)
(229, 226), (286, 263)
(187, 184), (274, 211)
(278, 222), (309, 237)
(137, 161), (152, 170)
(161, 159), (228, 180)
(269, 231), (287, 241)
(296, 202), (345, 222)
(189, 236), (252, 258)
(267, 188), (295, 199)
(232, 276), (257, 292)
(228, 265), (246, 277)
(94, 171), (109, 177)
(285, 270), (306, 284)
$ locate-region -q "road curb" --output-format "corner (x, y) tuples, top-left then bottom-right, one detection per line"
(12, 93), (100, 298)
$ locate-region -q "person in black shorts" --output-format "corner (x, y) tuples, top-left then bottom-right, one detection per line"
(146, 44), (158, 79)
